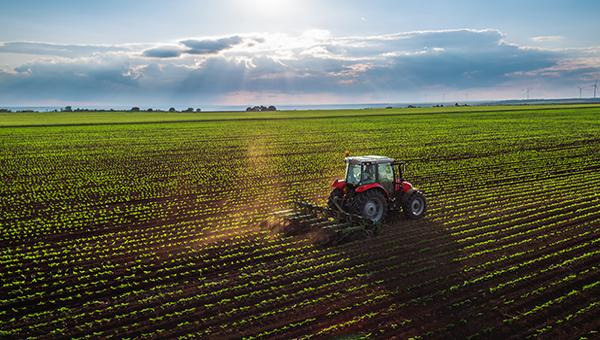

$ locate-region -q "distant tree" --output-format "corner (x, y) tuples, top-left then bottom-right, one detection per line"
(63, 106), (72, 112)
(183, 107), (194, 112)
(195, 108), (202, 112)
(168, 107), (176, 112)
(386, 106), (393, 109)
(246, 105), (278, 112)
(407, 105), (416, 108)
(147, 108), (153, 112)
(455, 103), (460, 107)
(131, 107), (140, 112)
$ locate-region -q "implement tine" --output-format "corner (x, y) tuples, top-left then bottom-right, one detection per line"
(270, 200), (382, 243)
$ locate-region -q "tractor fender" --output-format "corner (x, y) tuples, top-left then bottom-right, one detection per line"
(394, 180), (414, 192)
(400, 189), (425, 204)
(355, 183), (389, 198)
(331, 179), (346, 190)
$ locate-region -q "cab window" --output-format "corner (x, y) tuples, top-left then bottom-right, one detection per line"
(361, 164), (376, 184)
(346, 164), (362, 185)
(378, 163), (393, 183)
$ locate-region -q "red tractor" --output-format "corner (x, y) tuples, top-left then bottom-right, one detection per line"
(328, 155), (427, 223)
(266, 155), (427, 245)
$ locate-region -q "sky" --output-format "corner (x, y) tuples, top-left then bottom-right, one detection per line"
(0, 0), (599, 107)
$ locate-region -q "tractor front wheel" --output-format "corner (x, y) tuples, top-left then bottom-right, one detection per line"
(403, 191), (427, 219)
(353, 190), (387, 223)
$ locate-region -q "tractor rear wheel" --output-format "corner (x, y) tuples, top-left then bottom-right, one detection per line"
(403, 191), (427, 219)
(327, 188), (343, 211)
(353, 190), (387, 223)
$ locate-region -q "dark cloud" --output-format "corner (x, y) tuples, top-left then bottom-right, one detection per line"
(0, 60), (139, 103)
(358, 43), (560, 90)
(141, 35), (250, 59)
(142, 46), (183, 58)
(180, 36), (243, 55)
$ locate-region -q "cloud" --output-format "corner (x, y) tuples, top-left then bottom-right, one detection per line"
(531, 35), (564, 42)
(140, 35), (256, 59)
(181, 36), (243, 54)
(0, 58), (139, 104)
(0, 29), (598, 105)
(142, 46), (183, 58)
(0, 41), (130, 57)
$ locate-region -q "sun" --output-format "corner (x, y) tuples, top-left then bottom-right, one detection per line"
(237, 0), (297, 17)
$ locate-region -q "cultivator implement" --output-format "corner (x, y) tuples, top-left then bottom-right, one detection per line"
(264, 201), (382, 246)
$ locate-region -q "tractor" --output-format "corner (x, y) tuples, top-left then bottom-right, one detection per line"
(265, 155), (427, 245)
(328, 155), (427, 223)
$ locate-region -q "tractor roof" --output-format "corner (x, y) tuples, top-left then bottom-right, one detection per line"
(345, 155), (394, 164)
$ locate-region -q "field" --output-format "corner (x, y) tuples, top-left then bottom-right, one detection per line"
(1, 104), (599, 338)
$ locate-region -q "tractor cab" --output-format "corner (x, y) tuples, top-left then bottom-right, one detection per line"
(330, 155), (426, 223)
(342, 155), (408, 194)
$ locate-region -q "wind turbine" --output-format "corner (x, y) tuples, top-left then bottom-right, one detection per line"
(579, 86), (583, 99)
(594, 81), (598, 99)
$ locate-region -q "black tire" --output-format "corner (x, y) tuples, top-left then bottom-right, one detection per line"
(327, 188), (343, 211)
(403, 191), (427, 219)
(352, 190), (388, 223)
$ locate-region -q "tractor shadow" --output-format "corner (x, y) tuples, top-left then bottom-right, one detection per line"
(366, 214), (461, 289)
(322, 214), (468, 335)
(267, 210), (464, 296)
